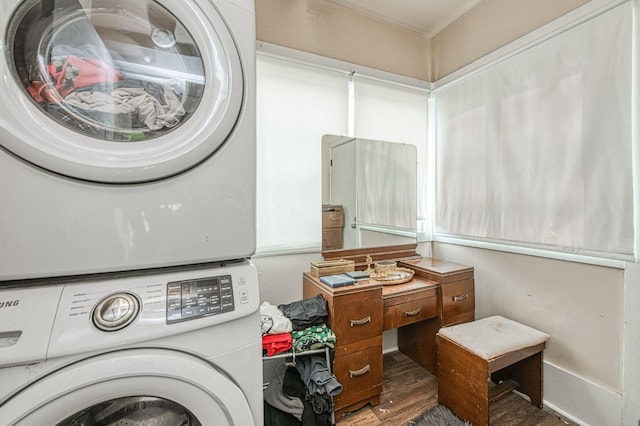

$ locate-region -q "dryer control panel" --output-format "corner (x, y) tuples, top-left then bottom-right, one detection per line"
(166, 275), (235, 323)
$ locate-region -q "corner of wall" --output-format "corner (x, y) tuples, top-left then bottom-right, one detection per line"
(255, 0), (431, 81)
(430, 0), (590, 80)
(623, 262), (640, 425)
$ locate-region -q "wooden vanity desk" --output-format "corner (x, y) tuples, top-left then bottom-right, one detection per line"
(302, 274), (384, 420)
(303, 245), (475, 420)
(397, 257), (476, 374)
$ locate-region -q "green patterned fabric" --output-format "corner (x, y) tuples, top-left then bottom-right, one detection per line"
(291, 324), (336, 353)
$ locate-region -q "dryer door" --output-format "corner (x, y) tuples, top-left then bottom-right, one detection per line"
(3, 0), (243, 183)
(0, 349), (257, 425)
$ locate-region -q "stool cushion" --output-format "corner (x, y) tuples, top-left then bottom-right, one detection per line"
(438, 315), (550, 360)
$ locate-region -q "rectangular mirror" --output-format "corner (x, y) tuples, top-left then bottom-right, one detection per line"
(322, 135), (417, 250)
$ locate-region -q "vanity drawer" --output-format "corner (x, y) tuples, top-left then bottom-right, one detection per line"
(441, 278), (475, 322)
(322, 228), (343, 250)
(322, 206), (344, 228)
(331, 290), (383, 345)
(333, 340), (383, 411)
(383, 294), (437, 330)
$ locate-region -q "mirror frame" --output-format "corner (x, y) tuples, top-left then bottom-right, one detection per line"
(322, 243), (421, 267)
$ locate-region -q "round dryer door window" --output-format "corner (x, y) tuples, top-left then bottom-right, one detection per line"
(4, 0), (244, 182)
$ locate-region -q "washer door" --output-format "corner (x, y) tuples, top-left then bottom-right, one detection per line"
(3, 0), (243, 183)
(0, 349), (256, 425)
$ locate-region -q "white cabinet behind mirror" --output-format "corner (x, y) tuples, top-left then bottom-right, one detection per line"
(321, 135), (417, 251)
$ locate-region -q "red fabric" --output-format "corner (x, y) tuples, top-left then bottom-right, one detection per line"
(262, 333), (293, 356)
(28, 55), (122, 103)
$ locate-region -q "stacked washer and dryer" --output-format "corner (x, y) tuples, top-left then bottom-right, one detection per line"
(0, 0), (261, 424)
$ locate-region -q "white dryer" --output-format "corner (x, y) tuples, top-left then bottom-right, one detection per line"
(0, 261), (262, 425)
(0, 0), (256, 281)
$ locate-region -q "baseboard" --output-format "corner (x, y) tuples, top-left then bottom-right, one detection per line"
(544, 361), (621, 426)
(383, 345), (399, 355)
(382, 329), (398, 354)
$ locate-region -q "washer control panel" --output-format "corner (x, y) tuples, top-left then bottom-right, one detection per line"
(166, 275), (234, 323)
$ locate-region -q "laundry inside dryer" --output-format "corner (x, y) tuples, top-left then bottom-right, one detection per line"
(9, 0), (205, 141)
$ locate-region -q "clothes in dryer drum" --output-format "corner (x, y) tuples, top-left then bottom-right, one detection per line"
(2, 0), (246, 183)
(10, 0), (204, 142)
(56, 396), (201, 426)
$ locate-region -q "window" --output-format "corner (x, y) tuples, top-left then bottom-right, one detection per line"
(256, 55), (348, 253)
(354, 77), (429, 232)
(434, 2), (633, 260)
(256, 53), (429, 253)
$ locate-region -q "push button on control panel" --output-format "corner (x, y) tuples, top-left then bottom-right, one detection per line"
(166, 274), (235, 324)
(239, 289), (249, 304)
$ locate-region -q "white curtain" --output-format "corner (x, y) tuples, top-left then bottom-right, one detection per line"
(435, 2), (633, 258)
(353, 76), (429, 233)
(256, 55), (429, 253)
(356, 139), (417, 230)
(256, 55), (348, 252)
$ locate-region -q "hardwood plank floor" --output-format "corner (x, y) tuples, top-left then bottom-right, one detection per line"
(336, 351), (577, 426)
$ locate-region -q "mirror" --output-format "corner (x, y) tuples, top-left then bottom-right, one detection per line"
(321, 135), (417, 251)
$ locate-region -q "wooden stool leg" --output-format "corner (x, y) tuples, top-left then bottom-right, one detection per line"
(514, 352), (543, 407)
(438, 336), (490, 426)
(491, 351), (544, 408)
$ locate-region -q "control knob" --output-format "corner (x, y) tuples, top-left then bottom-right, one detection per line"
(92, 292), (140, 331)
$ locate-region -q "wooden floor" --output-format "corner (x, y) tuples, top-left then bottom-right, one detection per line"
(336, 351), (577, 426)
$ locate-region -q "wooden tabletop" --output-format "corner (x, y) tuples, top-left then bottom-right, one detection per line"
(381, 276), (438, 298)
(399, 258), (473, 275)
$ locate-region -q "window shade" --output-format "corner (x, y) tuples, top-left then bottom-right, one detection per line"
(256, 55), (348, 252)
(353, 77), (429, 233)
(355, 139), (417, 230)
(434, 2), (633, 259)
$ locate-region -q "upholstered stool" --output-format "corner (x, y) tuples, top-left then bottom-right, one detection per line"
(436, 315), (550, 426)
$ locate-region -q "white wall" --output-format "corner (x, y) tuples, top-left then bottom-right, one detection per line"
(256, 0), (431, 81)
(256, 0), (589, 82)
(431, 0), (590, 79)
(623, 262), (640, 426)
(253, 251), (323, 304)
(432, 242), (626, 425)
(432, 243), (624, 391)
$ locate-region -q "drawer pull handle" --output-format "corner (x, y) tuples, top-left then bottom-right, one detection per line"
(350, 316), (371, 327)
(403, 308), (421, 317)
(453, 293), (469, 302)
(330, 217), (340, 221)
(349, 364), (370, 378)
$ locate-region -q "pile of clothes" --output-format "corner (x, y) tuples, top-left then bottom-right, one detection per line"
(261, 295), (342, 425)
(24, 44), (186, 139)
(261, 295), (336, 357)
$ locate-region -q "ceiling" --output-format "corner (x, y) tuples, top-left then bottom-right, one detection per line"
(325, 0), (486, 37)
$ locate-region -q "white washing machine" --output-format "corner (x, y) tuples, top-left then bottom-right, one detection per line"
(0, 0), (256, 281)
(0, 261), (262, 425)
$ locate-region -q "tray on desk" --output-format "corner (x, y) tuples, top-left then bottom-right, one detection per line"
(374, 267), (415, 285)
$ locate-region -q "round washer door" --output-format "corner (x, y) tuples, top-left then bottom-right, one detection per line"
(2, 0), (243, 183)
(0, 349), (256, 425)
